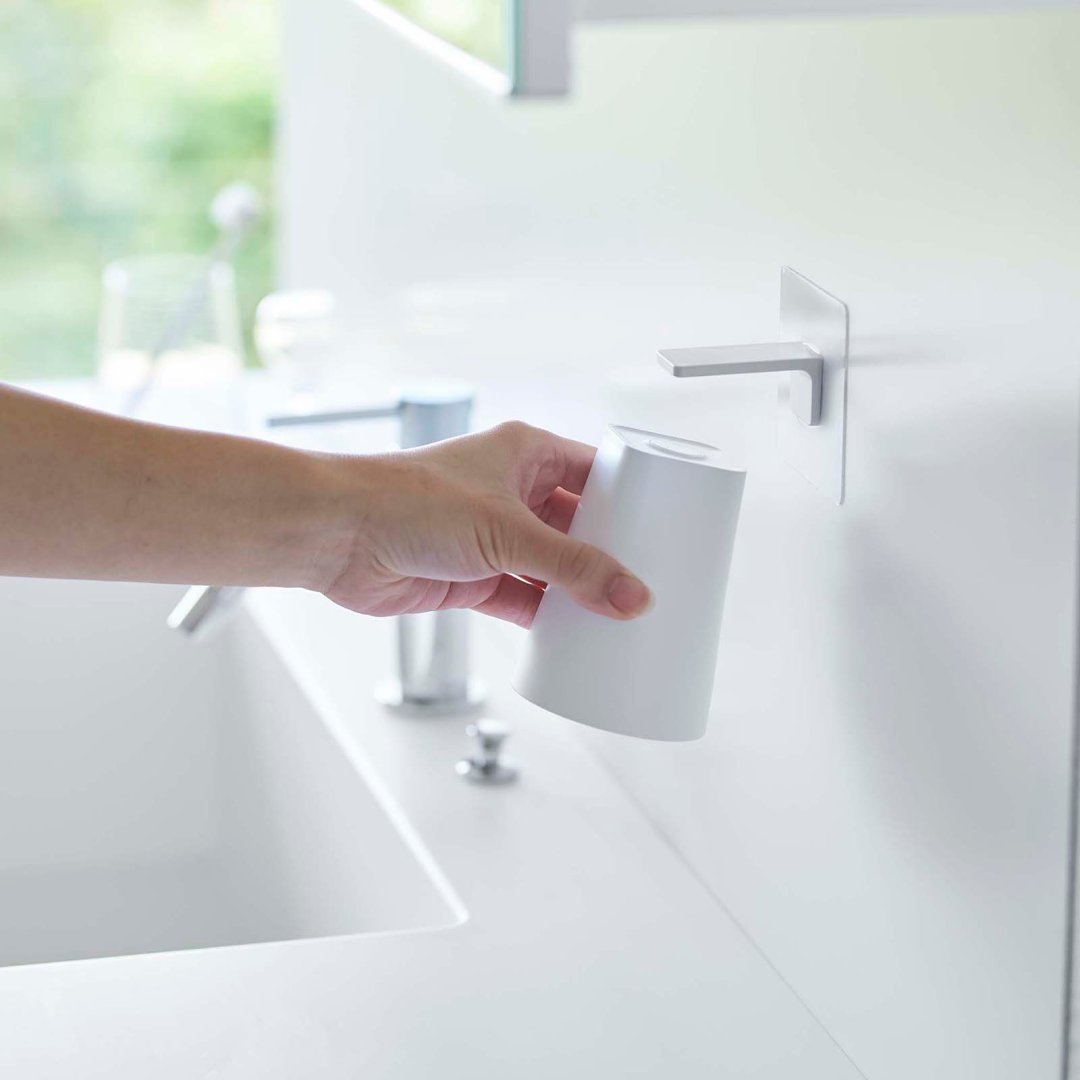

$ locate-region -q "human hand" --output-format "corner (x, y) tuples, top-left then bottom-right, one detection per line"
(318, 421), (652, 627)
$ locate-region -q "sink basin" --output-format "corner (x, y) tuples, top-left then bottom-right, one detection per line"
(0, 578), (460, 969)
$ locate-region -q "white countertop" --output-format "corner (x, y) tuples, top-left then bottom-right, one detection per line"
(0, 378), (860, 1078)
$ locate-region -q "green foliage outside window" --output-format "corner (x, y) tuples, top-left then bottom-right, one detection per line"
(0, 0), (276, 380)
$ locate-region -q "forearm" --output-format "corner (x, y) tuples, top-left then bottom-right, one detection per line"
(0, 384), (357, 589)
(0, 386), (650, 626)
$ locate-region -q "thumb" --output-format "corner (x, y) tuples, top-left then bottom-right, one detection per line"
(510, 512), (652, 620)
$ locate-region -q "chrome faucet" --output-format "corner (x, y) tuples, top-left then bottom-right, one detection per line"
(168, 384), (485, 715)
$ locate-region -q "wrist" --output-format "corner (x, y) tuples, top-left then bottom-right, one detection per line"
(288, 449), (385, 594)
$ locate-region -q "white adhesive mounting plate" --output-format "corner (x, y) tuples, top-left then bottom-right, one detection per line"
(777, 266), (849, 504)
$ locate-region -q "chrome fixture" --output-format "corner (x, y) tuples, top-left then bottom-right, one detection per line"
(455, 720), (519, 785)
(264, 385), (474, 447)
(168, 383), (485, 715)
(166, 584), (245, 638)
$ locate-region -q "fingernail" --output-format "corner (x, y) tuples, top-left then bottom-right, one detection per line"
(607, 574), (653, 617)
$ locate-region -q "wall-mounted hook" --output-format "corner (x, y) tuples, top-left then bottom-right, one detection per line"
(656, 267), (850, 503)
(658, 341), (824, 426)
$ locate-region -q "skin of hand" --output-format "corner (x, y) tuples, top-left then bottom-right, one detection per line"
(319, 421), (652, 628)
(0, 386), (650, 627)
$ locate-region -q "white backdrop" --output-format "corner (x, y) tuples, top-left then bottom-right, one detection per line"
(279, 8), (1080, 1077)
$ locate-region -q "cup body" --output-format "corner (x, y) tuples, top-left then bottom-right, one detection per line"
(513, 425), (745, 741)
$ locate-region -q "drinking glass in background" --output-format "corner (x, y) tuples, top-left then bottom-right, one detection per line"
(96, 254), (245, 429)
(254, 289), (338, 412)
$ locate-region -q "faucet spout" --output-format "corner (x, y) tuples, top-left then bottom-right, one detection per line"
(167, 382), (484, 714)
(166, 584), (245, 638)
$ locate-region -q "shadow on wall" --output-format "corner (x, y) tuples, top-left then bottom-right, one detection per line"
(831, 343), (1076, 878)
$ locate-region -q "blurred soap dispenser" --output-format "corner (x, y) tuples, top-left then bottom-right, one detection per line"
(513, 425), (744, 742)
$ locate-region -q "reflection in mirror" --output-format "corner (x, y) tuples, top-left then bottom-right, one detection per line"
(356, 0), (569, 97)
(374, 0), (506, 77)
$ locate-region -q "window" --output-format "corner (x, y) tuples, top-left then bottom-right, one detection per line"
(0, 0), (275, 381)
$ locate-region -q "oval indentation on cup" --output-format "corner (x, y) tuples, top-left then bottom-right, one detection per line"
(646, 437), (708, 461)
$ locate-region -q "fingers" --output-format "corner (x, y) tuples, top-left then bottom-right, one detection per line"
(498, 421), (596, 496)
(469, 574), (545, 628)
(436, 573), (544, 627)
(509, 511), (652, 620)
(547, 435), (597, 496)
(537, 487), (580, 536)
(525, 488), (580, 588)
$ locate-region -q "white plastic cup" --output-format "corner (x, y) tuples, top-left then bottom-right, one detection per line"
(513, 425), (745, 742)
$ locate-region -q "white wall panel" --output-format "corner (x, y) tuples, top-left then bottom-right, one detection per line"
(280, 8), (1080, 1077)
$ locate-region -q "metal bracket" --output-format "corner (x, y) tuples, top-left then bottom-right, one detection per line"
(656, 267), (849, 504)
(658, 341), (824, 426)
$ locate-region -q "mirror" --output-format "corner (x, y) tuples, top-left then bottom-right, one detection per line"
(380, 1), (505, 71)
(354, 0), (569, 96)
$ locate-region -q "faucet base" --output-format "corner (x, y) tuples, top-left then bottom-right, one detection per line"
(374, 678), (487, 717)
